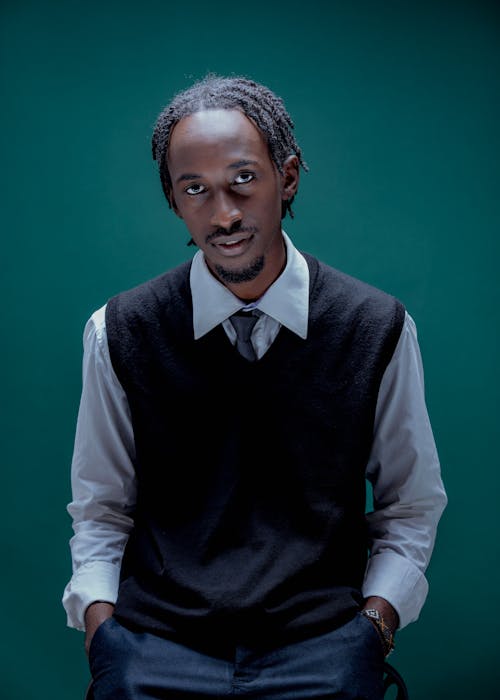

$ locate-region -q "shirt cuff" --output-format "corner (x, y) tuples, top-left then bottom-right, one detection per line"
(362, 550), (429, 629)
(62, 561), (121, 631)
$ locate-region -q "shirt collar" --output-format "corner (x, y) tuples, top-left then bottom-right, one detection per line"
(191, 230), (309, 340)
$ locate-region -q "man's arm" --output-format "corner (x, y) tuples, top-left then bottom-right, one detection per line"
(62, 306), (136, 650)
(362, 312), (447, 640)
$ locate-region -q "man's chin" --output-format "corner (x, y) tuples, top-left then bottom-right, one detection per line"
(214, 255), (265, 285)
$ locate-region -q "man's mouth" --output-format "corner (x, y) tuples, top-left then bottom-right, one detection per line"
(213, 233), (254, 256)
(219, 236), (249, 247)
(207, 226), (257, 243)
(207, 227), (257, 256)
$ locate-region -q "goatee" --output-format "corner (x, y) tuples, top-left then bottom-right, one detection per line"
(214, 255), (265, 284)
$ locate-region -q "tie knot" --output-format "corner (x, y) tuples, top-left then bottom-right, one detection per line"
(230, 310), (261, 361)
(231, 310), (259, 341)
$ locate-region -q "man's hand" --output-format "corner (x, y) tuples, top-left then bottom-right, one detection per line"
(84, 602), (115, 656)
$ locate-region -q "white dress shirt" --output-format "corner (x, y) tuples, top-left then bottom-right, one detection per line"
(62, 232), (447, 631)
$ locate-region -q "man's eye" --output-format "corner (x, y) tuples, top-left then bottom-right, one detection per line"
(234, 172), (254, 185)
(185, 183), (206, 195)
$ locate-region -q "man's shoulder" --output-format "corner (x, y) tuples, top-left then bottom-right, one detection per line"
(103, 260), (193, 337)
(302, 251), (404, 309)
(108, 260), (192, 309)
(104, 260), (193, 352)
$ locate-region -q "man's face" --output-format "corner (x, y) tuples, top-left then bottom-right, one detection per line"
(167, 109), (298, 299)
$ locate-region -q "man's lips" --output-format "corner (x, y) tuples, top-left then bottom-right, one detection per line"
(212, 233), (255, 256)
(206, 226), (258, 245)
(217, 234), (252, 247)
(206, 227), (258, 256)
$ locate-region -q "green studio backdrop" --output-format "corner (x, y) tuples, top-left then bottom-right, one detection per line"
(1, 1), (498, 698)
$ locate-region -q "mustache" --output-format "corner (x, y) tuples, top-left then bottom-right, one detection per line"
(206, 224), (258, 244)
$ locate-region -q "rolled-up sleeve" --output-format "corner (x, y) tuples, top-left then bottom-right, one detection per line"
(363, 312), (447, 628)
(62, 305), (136, 630)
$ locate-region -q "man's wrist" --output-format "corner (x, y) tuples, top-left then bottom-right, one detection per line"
(84, 602), (115, 656)
(361, 608), (395, 656)
(84, 602), (115, 636)
(363, 596), (399, 632)
(84, 601), (115, 624)
(362, 596), (399, 657)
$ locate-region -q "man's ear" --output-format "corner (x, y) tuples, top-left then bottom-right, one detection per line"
(281, 155), (300, 201)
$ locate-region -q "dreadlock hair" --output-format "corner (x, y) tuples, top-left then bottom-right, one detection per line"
(151, 73), (308, 219)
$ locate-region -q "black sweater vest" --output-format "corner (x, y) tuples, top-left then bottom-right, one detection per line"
(106, 254), (405, 647)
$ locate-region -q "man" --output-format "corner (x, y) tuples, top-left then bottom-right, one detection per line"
(63, 74), (447, 700)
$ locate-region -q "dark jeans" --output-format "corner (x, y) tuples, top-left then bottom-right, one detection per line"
(89, 613), (385, 699)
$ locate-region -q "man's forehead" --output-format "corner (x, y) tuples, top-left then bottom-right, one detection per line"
(167, 109), (270, 169)
(171, 109), (264, 145)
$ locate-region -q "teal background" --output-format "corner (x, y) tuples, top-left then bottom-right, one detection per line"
(1, 1), (498, 697)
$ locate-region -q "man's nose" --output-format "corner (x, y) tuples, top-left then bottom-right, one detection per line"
(210, 191), (242, 230)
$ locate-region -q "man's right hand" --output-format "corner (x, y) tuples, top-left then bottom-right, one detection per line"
(84, 602), (115, 656)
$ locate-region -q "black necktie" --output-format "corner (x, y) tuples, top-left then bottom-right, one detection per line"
(230, 310), (260, 361)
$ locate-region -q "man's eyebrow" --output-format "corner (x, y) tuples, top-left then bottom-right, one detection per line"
(228, 160), (259, 169)
(176, 173), (202, 183)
